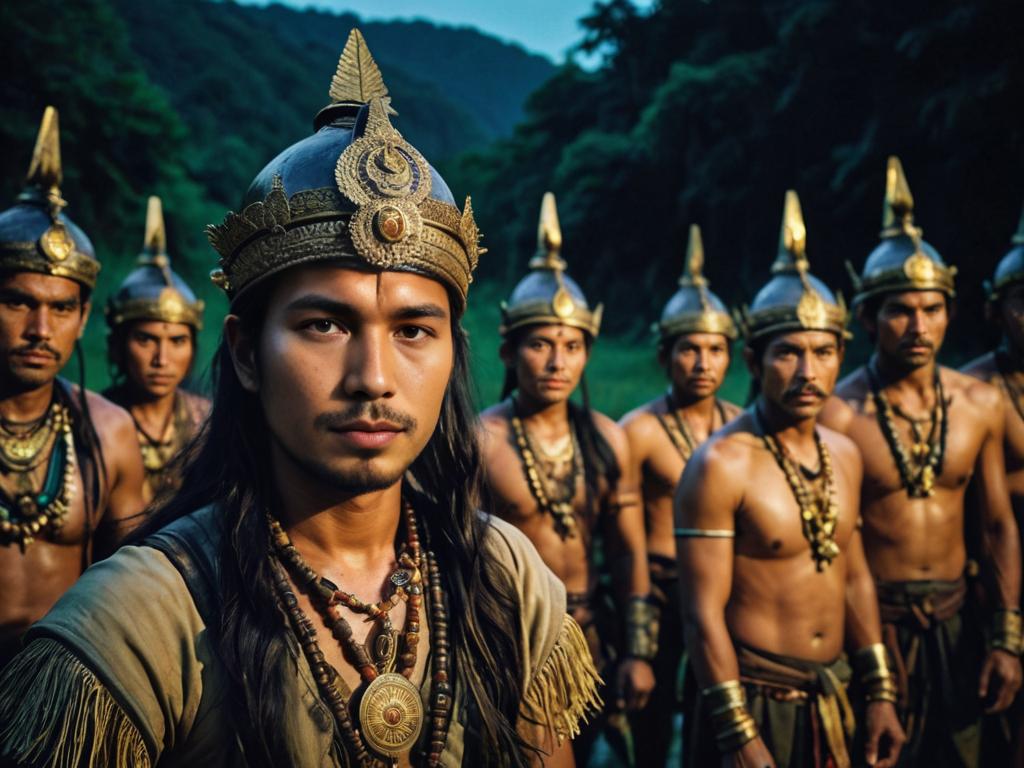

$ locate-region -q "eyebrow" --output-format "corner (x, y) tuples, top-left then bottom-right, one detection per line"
(283, 295), (448, 321)
(0, 289), (80, 307)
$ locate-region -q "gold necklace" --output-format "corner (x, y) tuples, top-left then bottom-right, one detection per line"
(755, 407), (840, 571)
(0, 403), (60, 471)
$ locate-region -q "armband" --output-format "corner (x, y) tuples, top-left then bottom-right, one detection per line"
(992, 608), (1024, 656)
(674, 527), (735, 539)
(851, 643), (899, 703)
(625, 595), (659, 661)
(702, 680), (759, 753)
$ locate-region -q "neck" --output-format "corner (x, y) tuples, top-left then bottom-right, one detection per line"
(756, 395), (817, 442)
(0, 379), (56, 422)
(872, 352), (936, 397)
(129, 387), (178, 430)
(514, 390), (572, 433)
(670, 386), (718, 418)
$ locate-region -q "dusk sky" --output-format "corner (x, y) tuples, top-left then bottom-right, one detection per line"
(237, 0), (655, 61)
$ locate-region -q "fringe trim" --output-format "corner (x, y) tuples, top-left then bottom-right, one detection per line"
(0, 638), (151, 768)
(520, 614), (604, 744)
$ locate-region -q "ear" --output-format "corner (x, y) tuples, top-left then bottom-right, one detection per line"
(224, 314), (259, 393)
(76, 302), (92, 339)
(742, 344), (760, 379)
(499, 339), (515, 369)
(856, 303), (876, 336)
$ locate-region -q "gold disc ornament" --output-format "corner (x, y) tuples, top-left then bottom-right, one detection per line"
(358, 672), (424, 758)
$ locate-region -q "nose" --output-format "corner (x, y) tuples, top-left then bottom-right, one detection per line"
(24, 307), (52, 342)
(152, 339), (168, 368)
(795, 351), (817, 382)
(908, 309), (928, 336)
(547, 346), (567, 372)
(694, 348), (708, 372)
(341, 329), (396, 400)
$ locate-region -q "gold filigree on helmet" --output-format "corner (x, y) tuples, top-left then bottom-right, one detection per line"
(206, 29), (483, 306)
(657, 224), (737, 341)
(736, 190), (849, 341)
(0, 107), (100, 290)
(500, 192), (603, 338)
(106, 196), (205, 330)
(987, 202), (1024, 303)
(849, 156), (956, 306)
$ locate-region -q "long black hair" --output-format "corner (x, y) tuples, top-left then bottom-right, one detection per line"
(128, 279), (531, 766)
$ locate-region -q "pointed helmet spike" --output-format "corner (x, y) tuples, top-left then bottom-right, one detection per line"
(144, 196), (167, 256)
(1013, 201), (1024, 246)
(771, 189), (808, 274)
(26, 107), (65, 219)
(329, 28), (388, 104)
(529, 191), (567, 270)
(882, 155), (915, 232)
(680, 223), (707, 287)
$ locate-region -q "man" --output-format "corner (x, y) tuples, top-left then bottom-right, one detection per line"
(678, 190), (905, 768)
(479, 192), (654, 765)
(0, 31), (600, 767)
(619, 223), (740, 767)
(962, 203), (1024, 764)
(104, 196), (209, 504)
(0, 107), (146, 668)
(820, 157), (1022, 767)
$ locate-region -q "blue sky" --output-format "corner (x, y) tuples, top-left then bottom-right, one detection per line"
(237, 0), (655, 62)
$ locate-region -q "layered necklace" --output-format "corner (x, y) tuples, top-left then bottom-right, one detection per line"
(657, 393), (728, 461)
(754, 407), (840, 571)
(131, 394), (193, 497)
(866, 362), (947, 498)
(509, 397), (583, 539)
(0, 400), (76, 550)
(269, 502), (451, 767)
(996, 349), (1024, 424)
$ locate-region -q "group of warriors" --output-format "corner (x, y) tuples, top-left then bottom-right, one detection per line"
(0, 26), (1022, 768)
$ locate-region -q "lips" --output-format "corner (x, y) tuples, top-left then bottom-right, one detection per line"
(12, 351), (56, 366)
(329, 420), (404, 449)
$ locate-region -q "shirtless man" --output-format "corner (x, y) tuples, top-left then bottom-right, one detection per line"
(479, 192), (654, 765)
(620, 224), (740, 767)
(820, 158), (1022, 767)
(0, 107), (146, 666)
(679, 191), (904, 768)
(104, 196), (209, 504)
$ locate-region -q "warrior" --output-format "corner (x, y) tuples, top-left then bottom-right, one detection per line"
(478, 192), (654, 764)
(677, 191), (905, 768)
(0, 30), (600, 767)
(104, 196), (209, 504)
(619, 223), (740, 767)
(819, 157), (1022, 767)
(0, 107), (145, 668)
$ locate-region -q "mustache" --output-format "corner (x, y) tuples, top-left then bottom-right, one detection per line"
(783, 383), (828, 401)
(314, 403), (417, 431)
(901, 337), (934, 350)
(11, 342), (62, 363)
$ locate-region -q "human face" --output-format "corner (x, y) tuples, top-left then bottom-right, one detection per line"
(120, 320), (195, 400)
(749, 330), (841, 421)
(867, 290), (948, 370)
(229, 265), (453, 495)
(663, 332), (730, 402)
(506, 324), (588, 407)
(999, 283), (1024, 355)
(0, 272), (89, 391)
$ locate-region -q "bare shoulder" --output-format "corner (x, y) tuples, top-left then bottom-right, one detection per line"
(618, 397), (663, 441)
(590, 409), (629, 454)
(720, 399), (744, 422)
(818, 424), (862, 470)
(834, 366), (870, 403)
(943, 366), (1002, 411)
(960, 351), (998, 381)
(181, 390), (211, 422)
(70, 386), (136, 440)
(477, 401), (512, 452)
(691, 414), (759, 475)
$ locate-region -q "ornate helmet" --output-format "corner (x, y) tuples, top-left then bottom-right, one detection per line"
(849, 156), (956, 305)
(737, 190), (849, 341)
(106, 196), (205, 331)
(656, 224), (737, 342)
(206, 29), (482, 308)
(499, 192), (602, 338)
(986, 203), (1024, 303)
(0, 106), (100, 290)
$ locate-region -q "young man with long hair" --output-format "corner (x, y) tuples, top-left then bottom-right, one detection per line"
(479, 192), (653, 766)
(0, 107), (145, 669)
(104, 196), (209, 504)
(0, 32), (599, 768)
(678, 192), (904, 768)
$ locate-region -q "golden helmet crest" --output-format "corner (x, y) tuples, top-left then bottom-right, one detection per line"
(499, 192), (602, 338)
(657, 224), (737, 341)
(736, 190), (849, 341)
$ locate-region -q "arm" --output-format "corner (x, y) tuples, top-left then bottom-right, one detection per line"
(92, 404), (147, 558)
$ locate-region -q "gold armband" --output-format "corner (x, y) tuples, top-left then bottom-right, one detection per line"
(852, 643), (899, 703)
(992, 609), (1024, 656)
(702, 680), (759, 753)
(625, 595), (659, 661)
(674, 527), (735, 539)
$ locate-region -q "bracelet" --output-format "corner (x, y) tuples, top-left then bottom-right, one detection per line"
(702, 680), (759, 753)
(992, 609), (1024, 656)
(851, 643), (899, 703)
(625, 595), (660, 661)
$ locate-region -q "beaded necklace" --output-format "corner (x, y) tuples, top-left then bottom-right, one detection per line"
(269, 502), (452, 766)
(866, 362), (947, 498)
(657, 394), (728, 461)
(509, 397), (583, 540)
(131, 392), (194, 497)
(754, 406), (840, 571)
(996, 349), (1024, 424)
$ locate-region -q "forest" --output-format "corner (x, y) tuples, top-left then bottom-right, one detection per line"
(1, 0), (1022, 413)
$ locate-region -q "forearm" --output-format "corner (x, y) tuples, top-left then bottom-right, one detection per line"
(984, 510), (1023, 609)
(844, 569), (884, 651)
(683, 607), (740, 686)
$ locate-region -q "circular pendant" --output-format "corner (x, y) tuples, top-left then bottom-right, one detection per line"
(358, 672), (424, 758)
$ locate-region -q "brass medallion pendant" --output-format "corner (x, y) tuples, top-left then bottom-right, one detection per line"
(866, 364), (946, 498)
(755, 408), (840, 571)
(359, 672), (425, 757)
(509, 397), (583, 539)
(0, 402), (76, 550)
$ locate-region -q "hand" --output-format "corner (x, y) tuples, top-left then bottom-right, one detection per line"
(614, 658), (655, 711)
(863, 700), (905, 767)
(978, 648), (1023, 713)
(720, 736), (776, 768)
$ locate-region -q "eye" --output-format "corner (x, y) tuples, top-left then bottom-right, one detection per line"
(304, 318), (342, 334)
(396, 325), (430, 340)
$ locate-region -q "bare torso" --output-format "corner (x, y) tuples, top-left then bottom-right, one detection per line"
(621, 396), (739, 561)
(822, 366), (994, 581)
